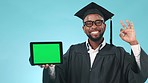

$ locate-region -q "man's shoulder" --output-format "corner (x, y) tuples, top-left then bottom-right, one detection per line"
(71, 42), (86, 47)
(106, 43), (124, 49)
(103, 43), (126, 53)
(68, 42), (87, 52)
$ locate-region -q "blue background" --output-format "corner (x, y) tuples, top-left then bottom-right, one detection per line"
(0, 0), (148, 83)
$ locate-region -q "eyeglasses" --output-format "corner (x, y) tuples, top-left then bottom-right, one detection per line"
(84, 20), (104, 27)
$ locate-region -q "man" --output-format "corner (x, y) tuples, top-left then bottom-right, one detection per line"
(54, 2), (148, 83)
(30, 2), (148, 83)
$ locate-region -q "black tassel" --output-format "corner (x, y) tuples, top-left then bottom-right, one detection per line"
(110, 18), (113, 45)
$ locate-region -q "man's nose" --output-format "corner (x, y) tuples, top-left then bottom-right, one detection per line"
(91, 22), (97, 29)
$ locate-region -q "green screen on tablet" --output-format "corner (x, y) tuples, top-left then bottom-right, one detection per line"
(30, 42), (63, 65)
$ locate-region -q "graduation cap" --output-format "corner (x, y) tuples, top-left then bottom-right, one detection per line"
(74, 2), (114, 45)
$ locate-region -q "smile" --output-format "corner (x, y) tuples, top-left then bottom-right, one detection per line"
(90, 31), (99, 35)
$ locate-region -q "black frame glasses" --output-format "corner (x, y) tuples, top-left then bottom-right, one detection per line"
(84, 20), (104, 27)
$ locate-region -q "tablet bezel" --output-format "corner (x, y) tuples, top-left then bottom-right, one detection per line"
(30, 42), (63, 65)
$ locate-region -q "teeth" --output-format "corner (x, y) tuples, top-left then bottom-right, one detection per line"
(91, 31), (98, 34)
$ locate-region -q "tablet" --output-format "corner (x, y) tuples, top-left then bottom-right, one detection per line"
(30, 42), (63, 65)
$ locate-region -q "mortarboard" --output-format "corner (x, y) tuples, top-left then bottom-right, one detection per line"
(74, 2), (114, 45)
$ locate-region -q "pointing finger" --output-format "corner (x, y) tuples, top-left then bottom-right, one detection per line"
(120, 20), (126, 29)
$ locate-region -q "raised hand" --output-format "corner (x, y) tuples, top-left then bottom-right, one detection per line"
(120, 20), (138, 45)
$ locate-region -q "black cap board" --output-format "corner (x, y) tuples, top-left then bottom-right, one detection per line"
(74, 2), (114, 45)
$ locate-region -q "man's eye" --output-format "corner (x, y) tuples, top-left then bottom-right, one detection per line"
(86, 22), (92, 25)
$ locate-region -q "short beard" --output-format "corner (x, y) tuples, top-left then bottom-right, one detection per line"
(87, 32), (104, 42)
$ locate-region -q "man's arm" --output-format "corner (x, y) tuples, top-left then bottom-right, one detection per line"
(131, 44), (141, 69)
(120, 20), (148, 82)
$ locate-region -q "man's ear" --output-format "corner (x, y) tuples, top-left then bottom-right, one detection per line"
(103, 23), (106, 30)
(82, 21), (85, 30)
(82, 26), (85, 30)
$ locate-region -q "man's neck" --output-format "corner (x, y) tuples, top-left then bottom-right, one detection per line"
(88, 38), (104, 50)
